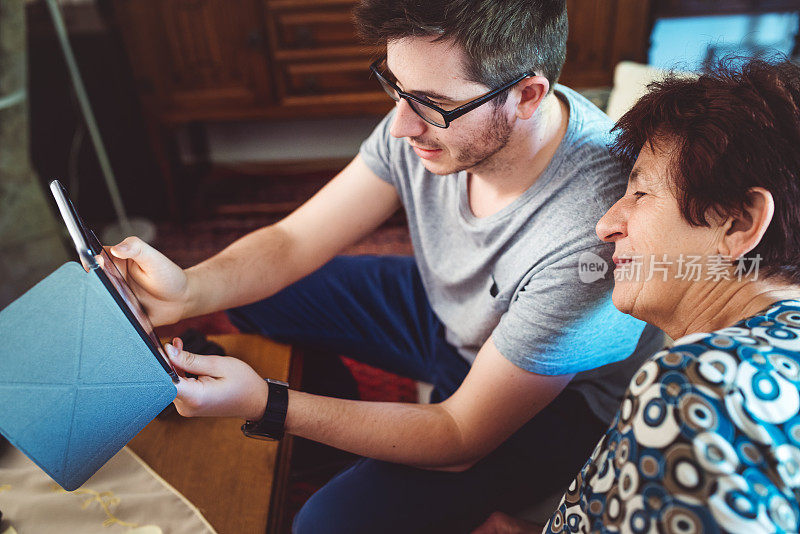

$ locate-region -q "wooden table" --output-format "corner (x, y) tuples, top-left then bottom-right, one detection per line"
(129, 334), (301, 534)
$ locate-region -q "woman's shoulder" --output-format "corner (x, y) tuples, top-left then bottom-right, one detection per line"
(629, 298), (800, 431)
(619, 299), (800, 430)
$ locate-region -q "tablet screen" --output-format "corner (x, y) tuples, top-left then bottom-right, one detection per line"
(95, 247), (174, 374)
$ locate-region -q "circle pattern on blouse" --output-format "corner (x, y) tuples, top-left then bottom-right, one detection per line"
(545, 300), (800, 533)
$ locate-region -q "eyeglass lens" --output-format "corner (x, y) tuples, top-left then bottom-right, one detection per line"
(376, 73), (447, 127)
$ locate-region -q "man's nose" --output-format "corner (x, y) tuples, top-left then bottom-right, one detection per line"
(389, 99), (427, 139)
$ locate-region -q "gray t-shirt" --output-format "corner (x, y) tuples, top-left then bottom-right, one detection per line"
(359, 85), (664, 424)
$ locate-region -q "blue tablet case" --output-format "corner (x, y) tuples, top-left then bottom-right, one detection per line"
(0, 262), (177, 490)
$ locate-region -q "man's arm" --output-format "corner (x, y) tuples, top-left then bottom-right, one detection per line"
(185, 155), (401, 318)
(109, 155), (400, 326)
(168, 336), (574, 471)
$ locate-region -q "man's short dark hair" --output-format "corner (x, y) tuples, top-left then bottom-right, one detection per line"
(611, 58), (800, 284)
(353, 0), (568, 97)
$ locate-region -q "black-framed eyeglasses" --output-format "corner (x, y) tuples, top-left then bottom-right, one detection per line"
(370, 57), (531, 128)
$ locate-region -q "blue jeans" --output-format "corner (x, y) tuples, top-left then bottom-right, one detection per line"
(228, 256), (606, 533)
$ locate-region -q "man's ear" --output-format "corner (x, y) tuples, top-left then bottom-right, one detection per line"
(718, 187), (775, 260)
(514, 76), (550, 120)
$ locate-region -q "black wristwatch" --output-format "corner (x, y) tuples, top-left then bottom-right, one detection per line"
(241, 378), (289, 441)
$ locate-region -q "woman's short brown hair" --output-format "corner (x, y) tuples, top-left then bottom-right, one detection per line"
(611, 58), (800, 284)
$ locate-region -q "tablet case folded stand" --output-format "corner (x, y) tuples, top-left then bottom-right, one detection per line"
(0, 262), (177, 491)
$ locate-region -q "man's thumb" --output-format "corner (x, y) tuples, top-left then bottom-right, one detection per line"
(166, 344), (219, 377)
(110, 236), (143, 258)
(110, 236), (165, 272)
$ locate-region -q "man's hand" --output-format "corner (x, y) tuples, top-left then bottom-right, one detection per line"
(108, 236), (191, 326)
(165, 338), (269, 421)
(471, 512), (544, 534)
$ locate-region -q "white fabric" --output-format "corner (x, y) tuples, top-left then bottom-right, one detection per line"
(0, 443), (216, 534)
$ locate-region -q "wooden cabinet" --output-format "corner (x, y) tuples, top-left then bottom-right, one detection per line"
(115, 0), (652, 119)
(111, 0), (653, 215)
(114, 0), (388, 124)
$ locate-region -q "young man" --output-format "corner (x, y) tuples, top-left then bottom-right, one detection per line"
(110, 1), (663, 531)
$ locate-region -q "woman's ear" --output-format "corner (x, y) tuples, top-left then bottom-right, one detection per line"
(515, 76), (550, 120)
(718, 187), (774, 260)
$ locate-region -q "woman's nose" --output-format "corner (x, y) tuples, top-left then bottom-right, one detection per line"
(596, 199), (627, 243)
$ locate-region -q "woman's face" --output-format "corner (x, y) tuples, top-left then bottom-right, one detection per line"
(595, 142), (725, 320)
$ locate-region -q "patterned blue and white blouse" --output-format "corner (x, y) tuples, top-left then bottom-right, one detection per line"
(544, 299), (800, 533)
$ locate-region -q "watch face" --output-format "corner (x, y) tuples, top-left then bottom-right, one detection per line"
(241, 423), (280, 441)
(266, 378), (289, 387)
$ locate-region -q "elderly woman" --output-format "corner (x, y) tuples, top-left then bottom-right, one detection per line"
(476, 58), (800, 533)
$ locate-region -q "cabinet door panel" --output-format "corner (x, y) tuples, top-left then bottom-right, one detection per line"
(115, 0), (272, 112)
(562, 0), (652, 88)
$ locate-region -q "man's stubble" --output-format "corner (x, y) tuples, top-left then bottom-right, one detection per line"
(412, 105), (514, 176)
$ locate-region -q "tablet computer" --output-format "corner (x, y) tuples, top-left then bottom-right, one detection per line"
(49, 179), (180, 383)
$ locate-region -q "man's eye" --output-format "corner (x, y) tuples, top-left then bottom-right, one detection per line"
(417, 96), (442, 106)
(632, 191), (647, 199)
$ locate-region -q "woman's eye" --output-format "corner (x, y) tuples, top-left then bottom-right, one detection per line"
(632, 191), (647, 199)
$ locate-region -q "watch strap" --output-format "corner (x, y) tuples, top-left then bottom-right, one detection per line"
(241, 378), (289, 441)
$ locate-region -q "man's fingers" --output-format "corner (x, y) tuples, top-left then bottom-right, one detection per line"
(172, 377), (204, 416)
(166, 344), (222, 377)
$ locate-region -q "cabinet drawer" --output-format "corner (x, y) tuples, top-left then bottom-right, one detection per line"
(272, 9), (358, 50)
(278, 58), (378, 97)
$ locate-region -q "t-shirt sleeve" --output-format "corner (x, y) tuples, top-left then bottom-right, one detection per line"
(492, 242), (648, 376)
(358, 109), (397, 187)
